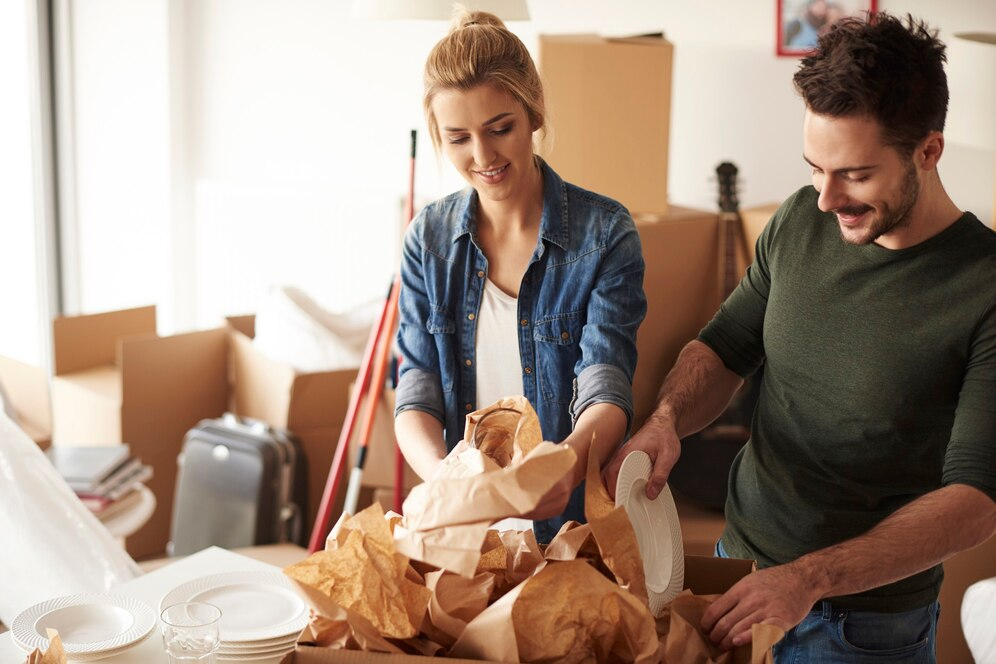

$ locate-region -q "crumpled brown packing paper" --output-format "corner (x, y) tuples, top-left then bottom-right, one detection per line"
(285, 502), (430, 640)
(421, 569), (495, 648)
(447, 435), (660, 663)
(392, 398), (576, 576)
(662, 592), (782, 664)
(23, 629), (65, 664)
(462, 396), (542, 467)
(400, 442), (576, 532)
(582, 440), (648, 606)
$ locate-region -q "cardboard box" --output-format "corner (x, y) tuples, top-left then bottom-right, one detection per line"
(281, 555), (760, 663)
(50, 306), (229, 559)
(632, 206), (722, 429)
(226, 315), (358, 540)
(539, 33), (673, 216)
(740, 202), (780, 265)
(0, 354), (52, 448)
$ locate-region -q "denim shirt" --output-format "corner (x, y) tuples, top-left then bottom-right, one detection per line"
(395, 160), (647, 542)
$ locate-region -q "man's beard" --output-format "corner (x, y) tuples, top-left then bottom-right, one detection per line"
(837, 162), (920, 246)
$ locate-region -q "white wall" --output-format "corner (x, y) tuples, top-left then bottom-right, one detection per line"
(0, 0), (46, 365)
(66, 0), (996, 334)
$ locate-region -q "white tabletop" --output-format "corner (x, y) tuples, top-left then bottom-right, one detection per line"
(0, 547), (288, 664)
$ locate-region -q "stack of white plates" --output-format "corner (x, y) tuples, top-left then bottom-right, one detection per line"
(159, 570), (309, 662)
(615, 450), (685, 617)
(11, 594), (156, 661)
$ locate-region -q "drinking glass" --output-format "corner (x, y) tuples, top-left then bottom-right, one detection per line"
(160, 602), (222, 663)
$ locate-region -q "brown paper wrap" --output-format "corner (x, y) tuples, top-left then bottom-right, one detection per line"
(285, 503), (430, 640)
(393, 438), (576, 576)
(463, 396), (542, 467)
(23, 629), (65, 664)
(662, 592), (782, 664)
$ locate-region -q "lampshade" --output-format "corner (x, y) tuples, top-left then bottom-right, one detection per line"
(945, 32), (996, 151)
(351, 0), (529, 21)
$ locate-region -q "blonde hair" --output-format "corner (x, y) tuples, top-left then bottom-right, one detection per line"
(423, 9), (545, 150)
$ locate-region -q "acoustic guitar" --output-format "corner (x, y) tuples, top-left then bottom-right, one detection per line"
(667, 162), (763, 511)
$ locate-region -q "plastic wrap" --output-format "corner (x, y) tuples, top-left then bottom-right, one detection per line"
(0, 413), (141, 626)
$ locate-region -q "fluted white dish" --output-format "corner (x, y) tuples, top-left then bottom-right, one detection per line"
(615, 450), (685, 616)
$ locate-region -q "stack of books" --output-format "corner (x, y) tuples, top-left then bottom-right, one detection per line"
(46, 444), (153, 522)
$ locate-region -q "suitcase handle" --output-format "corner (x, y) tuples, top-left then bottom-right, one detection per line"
(222, 412), (271, 436)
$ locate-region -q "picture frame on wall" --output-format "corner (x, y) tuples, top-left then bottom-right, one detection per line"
(777, 0), (878, 56)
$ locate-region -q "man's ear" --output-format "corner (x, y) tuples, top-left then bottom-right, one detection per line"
(918, 131), (945, 171)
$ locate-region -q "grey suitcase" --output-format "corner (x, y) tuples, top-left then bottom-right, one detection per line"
(168, 413), (307, 556)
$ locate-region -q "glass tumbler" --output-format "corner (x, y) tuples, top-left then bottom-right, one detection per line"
(160, 602), (222, 663)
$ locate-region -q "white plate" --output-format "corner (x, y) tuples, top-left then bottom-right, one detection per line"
(218, 633), (299, 653)
(11, 594), (156, 658)
(160, 571), (308, 643)
(615, 450), (685, 616)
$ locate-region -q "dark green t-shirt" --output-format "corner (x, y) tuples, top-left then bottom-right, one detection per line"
(699, 186), (996, 612)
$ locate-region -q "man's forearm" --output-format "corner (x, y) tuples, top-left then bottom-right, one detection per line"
(648, 339), (745, 438)
(791, 484), (996, 600)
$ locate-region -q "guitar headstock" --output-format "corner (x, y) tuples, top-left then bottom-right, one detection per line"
(716, 162), (740, 214)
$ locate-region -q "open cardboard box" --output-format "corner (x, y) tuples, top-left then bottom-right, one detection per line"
(49, 306), (229, 559)
(0, 354), (52, 449)
(280, 555), (760, 663)
(226, 315), (359, 538)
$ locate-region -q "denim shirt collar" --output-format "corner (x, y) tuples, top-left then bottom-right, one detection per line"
(453, 157), (570, 251)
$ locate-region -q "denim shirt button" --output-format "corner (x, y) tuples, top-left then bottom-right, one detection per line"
(465, 403), (473, 411)
(477, 270), (485, 278)
(520, 318), (528, 326)
(464, 359), (472, 366)
(524, 367), (532, 374)
(561, 331), (570, 340)
(467, 313), (475, 321)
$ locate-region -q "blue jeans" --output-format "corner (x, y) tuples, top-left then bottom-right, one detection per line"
(714, 540), (940, 663)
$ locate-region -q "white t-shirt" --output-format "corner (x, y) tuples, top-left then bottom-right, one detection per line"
(475, 279), (532, 533)
(475, 279), (524, 409)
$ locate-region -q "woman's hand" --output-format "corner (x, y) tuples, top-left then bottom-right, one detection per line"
(520, 466), (575, 520)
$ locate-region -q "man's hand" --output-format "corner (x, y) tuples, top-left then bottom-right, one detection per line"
(701, 562), (821, 650)
(602, 413), (681, 500)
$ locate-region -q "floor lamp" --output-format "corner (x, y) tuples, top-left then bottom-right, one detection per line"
(945, 32), (996, 226)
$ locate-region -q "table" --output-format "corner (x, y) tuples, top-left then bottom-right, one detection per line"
(0, 547), (288, 664)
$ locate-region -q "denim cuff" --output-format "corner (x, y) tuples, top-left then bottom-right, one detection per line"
(572, 363), (634, 432)
(395, 368), (445, 423)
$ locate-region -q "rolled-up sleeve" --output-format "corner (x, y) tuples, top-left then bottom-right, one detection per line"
(395, 215), (445, 424)
(572, 211), (647, 428)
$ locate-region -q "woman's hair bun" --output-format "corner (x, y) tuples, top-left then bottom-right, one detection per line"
(452, 7), (506, 31)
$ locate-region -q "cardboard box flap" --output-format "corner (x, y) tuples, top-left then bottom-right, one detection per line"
(683, 555), (755, 596)
(53, 306), (157, 375)
(229, 329), (296, 428)
(226, 314), (256, 339)
(287, 370), (357, 430)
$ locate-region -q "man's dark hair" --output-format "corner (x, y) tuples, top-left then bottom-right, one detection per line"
(793, 12), (948, 157)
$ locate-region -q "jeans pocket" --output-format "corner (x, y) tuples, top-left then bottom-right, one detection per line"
(835, 605), (933, 660)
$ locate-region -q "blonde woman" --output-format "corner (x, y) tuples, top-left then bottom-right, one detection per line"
(395, 11), (646, 543)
